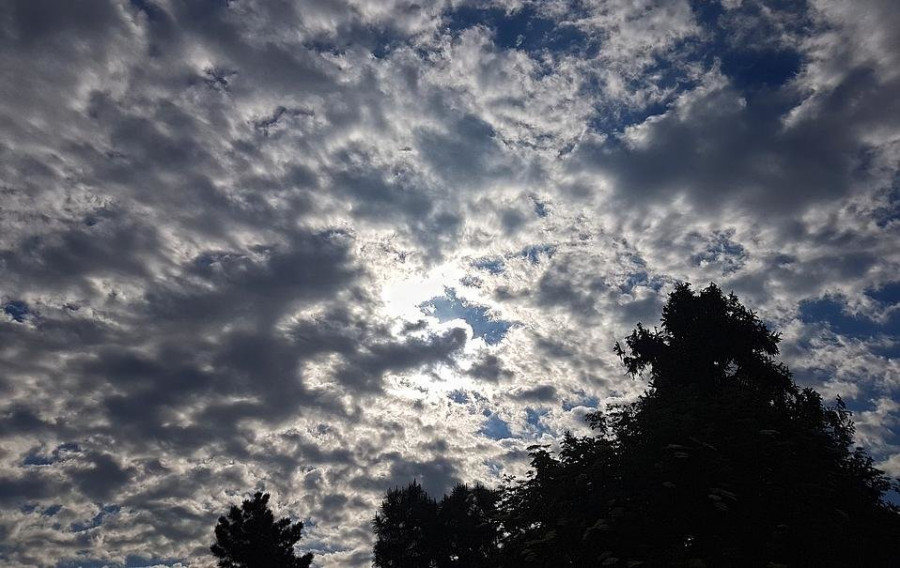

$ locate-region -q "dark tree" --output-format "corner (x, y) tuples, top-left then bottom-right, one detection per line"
(373, 482), (502, 568)
(372, 283), (900, 567)
(373, 481), (439, 568)
(436, 484), (502, 568)
(500, 283), (900, 567)
(211, 491), (313, 568)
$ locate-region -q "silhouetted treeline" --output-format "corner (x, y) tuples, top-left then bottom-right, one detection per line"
(373, 284), (900, 567)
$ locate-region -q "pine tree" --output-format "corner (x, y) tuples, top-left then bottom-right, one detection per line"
(211, 492), (313, 568)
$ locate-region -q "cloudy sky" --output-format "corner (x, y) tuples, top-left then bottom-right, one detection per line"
(1, 0), (899, 566)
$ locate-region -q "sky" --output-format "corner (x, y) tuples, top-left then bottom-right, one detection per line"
(1, 0), (899, 566)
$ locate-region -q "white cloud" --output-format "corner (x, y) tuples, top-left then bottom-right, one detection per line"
(0, 0), (898, 566)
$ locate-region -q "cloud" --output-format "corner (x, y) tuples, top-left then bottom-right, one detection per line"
(0, 0), (898, 566)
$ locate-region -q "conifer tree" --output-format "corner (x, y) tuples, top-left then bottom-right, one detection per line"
(211, 492), (313, 568)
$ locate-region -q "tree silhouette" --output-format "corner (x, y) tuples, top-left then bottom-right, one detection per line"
(372, 482), (501, 568)
(501, 283), (900, 567)
(436, 484), (502, 567)
(373, 481), (439, 568)
(211, 491), (313, 568)
(372, 283), (900, 567)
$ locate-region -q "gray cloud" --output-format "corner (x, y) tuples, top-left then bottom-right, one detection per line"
(0, 0), (898, 566)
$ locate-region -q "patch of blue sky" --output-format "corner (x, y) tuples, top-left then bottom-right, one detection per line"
(644, 52), (702, 93)
(622, 250), (648, 268)
(471, 244), (554, 274)
(799, 297), (900, 339)
(472, 257), (505, 275)
(874, 178), (900, 228)
(480, 412), (513, 440)
(43, 504), (63, 517)
(720, 49), (802, 91)
(688, 0), (725, 28)
(3, 299), (29, 322)
(617, 272), (647, 294)
(23, 442), (81, 466)
(791, 367), (892, 426)
(841, 401), (900, 488)
(592, 52), (700, 134)
(620, 271), (648, 293)
(444, 4), (594, 57)
(22, 453), (55, 466)
(864, 282), (900, 359)
(688, 0), (805, 94)
(868, 281), (900, 306)
(127, 0), (166, 24)
(422, 288), (513, 345)
(448, 390), (469, 404)
(292, 515), (316, 531)
(371, 35), (400, 59)
(307, 541), (355, 555)
(484, 460), (504, 478)
(531, 196), (549, 218)
(300, 23), (400, 59)
(520, 244), (555, 264)
(790, 365), (831, 389)
(70, 504), (120, 533)
(591, 100), (672, 136)
(524, 408), (552, 437)
(562, 394), (600, 412)
(691, 231), (747, 273)
(619, 271), (666, 295)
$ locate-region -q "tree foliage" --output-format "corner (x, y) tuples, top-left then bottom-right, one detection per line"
(373, 481), (501, 567)
(211, 491), (313, 568)
(373, 283), (900, 567)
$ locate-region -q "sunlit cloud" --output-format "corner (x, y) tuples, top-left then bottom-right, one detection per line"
(1, 0), (898, 566)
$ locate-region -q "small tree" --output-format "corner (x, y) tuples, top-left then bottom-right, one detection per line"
(211, 491), (313, 568)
